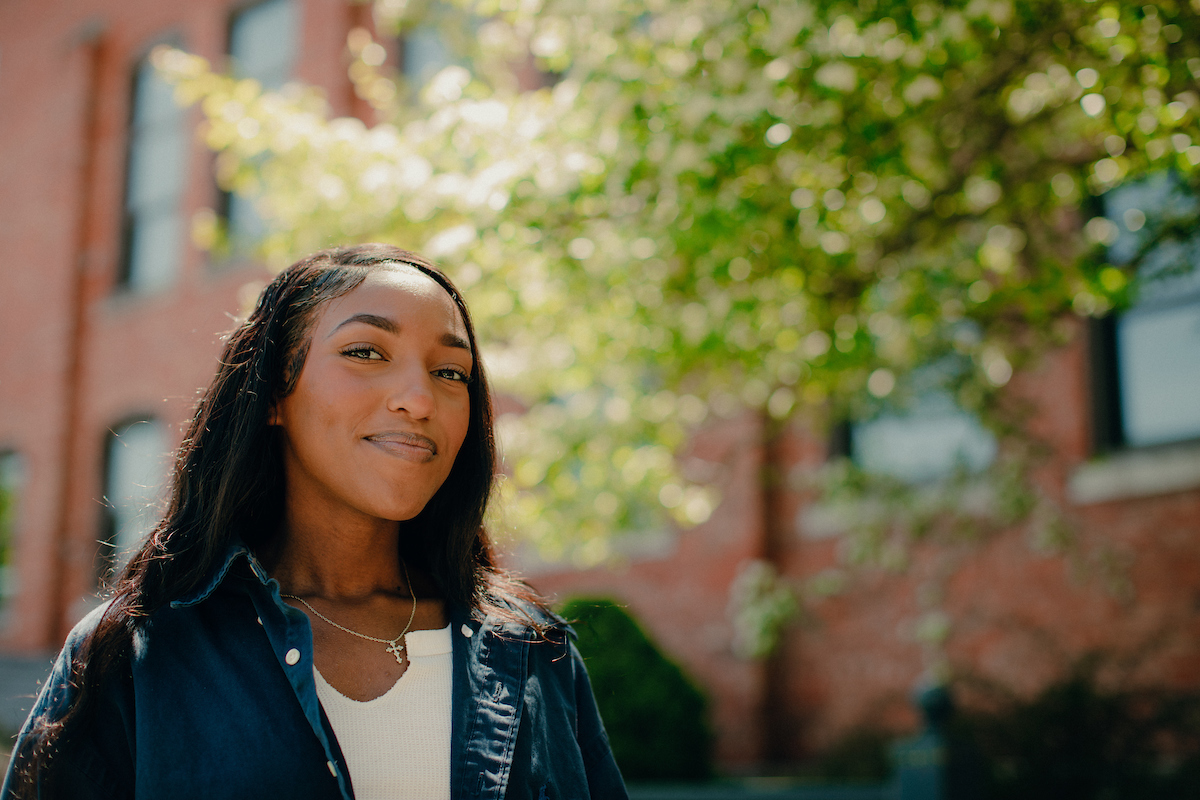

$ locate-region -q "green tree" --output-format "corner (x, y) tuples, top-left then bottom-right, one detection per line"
(158, 0), (1199, 591)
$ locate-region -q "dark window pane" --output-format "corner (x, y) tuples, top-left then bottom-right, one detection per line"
(104, 420), (169, 570)
(852, 392), (996, 483)
(403, 25), (454, 86)
(224, 0), (298, 248)
(1103, 174), (1200, 448)
(126, 118), (187, 207)
(225, 192), (268, 245)
(122, 58), (187, 291)
(131, 61), (182, 125)
(1116, 302), (1200, 447)
(125, 210), (183, 292)
(230, 0), (298, 89)
(0, 451), (25, 613)
(850, 358), (996, 483)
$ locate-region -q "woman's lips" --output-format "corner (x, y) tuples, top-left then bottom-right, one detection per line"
(365, 431), (438, 462)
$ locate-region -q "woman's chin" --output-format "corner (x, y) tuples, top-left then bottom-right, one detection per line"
(379, 500), (436, 524)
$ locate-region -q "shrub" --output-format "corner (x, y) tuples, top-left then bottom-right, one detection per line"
(559, 597), (714, 782)
(952, 671), (1200, 799)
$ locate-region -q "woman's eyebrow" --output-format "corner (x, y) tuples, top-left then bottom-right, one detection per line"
(329, 313), (399, 337)
(440, 332), (471, 352)
(329, 313), (471, 352)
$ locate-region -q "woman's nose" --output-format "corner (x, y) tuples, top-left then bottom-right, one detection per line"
(386, 364), (436, 419)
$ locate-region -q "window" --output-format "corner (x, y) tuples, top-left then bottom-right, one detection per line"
(400, 24), (456, 88)
(394, 13), (549, 95)
(394, 2), (506, 96)
(0, 451), (25, 616)
(1095, 174), (1200, 449)
(120, 51), (189, 292)
(229, 0), (298, 90)
(221, 0), (299, 249)
(102, 419), (169, 577)
(847, 359), (997, 483)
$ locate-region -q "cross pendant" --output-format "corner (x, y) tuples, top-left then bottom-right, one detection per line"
(386, 639), (406, 666)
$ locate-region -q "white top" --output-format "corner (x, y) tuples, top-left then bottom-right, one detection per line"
(314, 624), (453, 800)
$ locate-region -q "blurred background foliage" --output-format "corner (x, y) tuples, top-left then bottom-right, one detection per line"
(156, 0), (1199, 588)
(558, 597), (714, 781)
(786, 664), (1200, 795)
(952, 665), (1200, 798)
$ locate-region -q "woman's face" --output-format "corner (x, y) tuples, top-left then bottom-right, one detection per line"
(270, 267), (473, 525)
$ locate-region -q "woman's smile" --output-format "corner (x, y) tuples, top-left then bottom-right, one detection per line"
(365, 431), (438, 462)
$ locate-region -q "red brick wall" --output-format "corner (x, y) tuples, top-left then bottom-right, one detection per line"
(526, 412), (774, 767)
(0, 0), (369, 647)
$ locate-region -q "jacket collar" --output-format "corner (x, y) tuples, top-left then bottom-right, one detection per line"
(170, 541), (271, 609)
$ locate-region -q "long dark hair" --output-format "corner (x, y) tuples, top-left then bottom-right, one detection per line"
(15, 244), (547, 795)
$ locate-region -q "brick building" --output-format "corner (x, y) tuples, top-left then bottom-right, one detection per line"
(1, 0), (1199, 773)
(0, 0), (375, 722)
(529, 327), (1200, 766)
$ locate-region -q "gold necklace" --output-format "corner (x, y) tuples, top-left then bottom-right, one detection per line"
(283, 562), (418, 666)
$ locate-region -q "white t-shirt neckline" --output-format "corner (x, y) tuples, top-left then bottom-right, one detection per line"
(313, 623), (453, 800)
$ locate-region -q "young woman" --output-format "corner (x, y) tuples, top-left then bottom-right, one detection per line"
(3, 244), (627, 800)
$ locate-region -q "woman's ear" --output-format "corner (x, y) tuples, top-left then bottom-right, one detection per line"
(268, 402), (281, 426)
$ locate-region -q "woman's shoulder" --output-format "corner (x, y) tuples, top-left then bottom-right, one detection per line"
(464, 588), (573, 645)
(58, 598), (118, 653)
(490, 592), (568, 627)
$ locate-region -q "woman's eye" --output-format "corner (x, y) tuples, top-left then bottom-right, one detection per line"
(342, 346), (384, 361)
(434, 367), (471, 383)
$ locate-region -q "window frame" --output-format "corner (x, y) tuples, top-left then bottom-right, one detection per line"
(216, 0), (300, 254)
(1089, 174), (1200, 454)
(0, 450), (26, 621)
(116, 36), (189, 294)
(99, 417), (169, 583)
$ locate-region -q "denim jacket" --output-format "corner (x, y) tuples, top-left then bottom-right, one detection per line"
(2, 545), (628, 800)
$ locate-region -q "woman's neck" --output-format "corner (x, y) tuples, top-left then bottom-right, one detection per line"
(265, 502), (407, 601)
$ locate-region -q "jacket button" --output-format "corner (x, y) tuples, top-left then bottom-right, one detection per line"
(460, 624), (473, 638)
(285, 648), (301, 665)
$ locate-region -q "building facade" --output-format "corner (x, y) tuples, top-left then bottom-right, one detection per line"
(528, 327), (1200, 766)
(0, 0), (375, 646)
